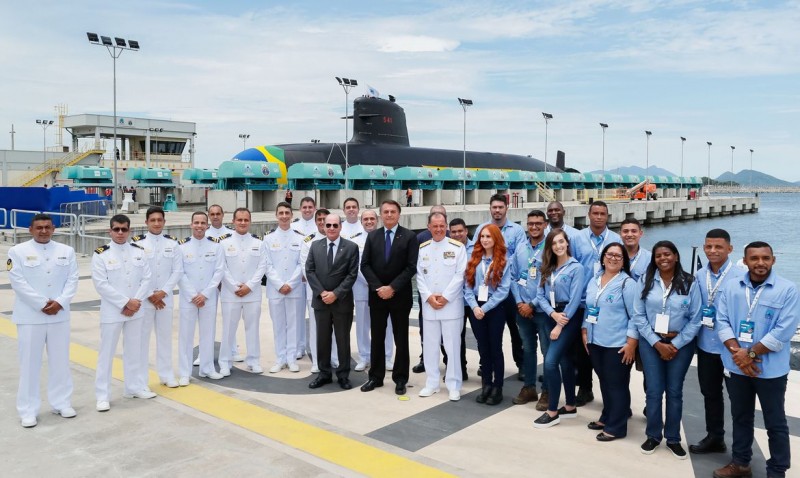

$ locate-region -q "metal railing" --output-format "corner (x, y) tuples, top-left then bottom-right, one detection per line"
(59, 200), (110, 225)
(0, 208), (7, 228)
(78, 214), (112, 253)
(10, 209), (78, 248)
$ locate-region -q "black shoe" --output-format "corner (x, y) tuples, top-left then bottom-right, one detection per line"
(477, 368), (482, 377)
(412, 360), (425, 374)
(575, 388), (594, 407)
(338, 378), (352, 390)
(485, 387), (503, 406)
(360, 379), (383, 392)
(587, 421), (604, 430)
(666, 442), (688, 460)
(533, 412), (560, 429)
(557, 406), (577, 419)
(475, 385), (491, 404)
(689, 435), (727, 454)
(640, 438), (660, 455)
(309, 376), (332, 389)
(596, 432), (617, 442)
(395, 381), (407, 395)
(462, 369), (469, 381)
(538, 374), (544, 383)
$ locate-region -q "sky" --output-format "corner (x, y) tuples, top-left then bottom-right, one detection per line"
(1, 1), (799, 180)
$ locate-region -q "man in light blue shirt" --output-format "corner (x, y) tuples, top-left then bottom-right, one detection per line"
(690, 229), (744, 456)
(544, 201), (579, 242)
(714, 241), (799, 478)
(619, 218), (651, 282)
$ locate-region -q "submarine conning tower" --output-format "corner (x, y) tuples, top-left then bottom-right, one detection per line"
(350, 96), (411, 146)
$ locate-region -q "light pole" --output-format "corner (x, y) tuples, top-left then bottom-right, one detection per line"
(238, 133), (250, 150)
(645, 131), (652, 200)
(680, 136), (686, 178)
(87, 32), (140, 214)
(542, 112), (553, 188)
(149, 127), (163, 167)
(35, 119), (54, 167)
(458, 98), (473, 209)
(9, 124), (15, 150)
(730, 146), (735, 189)
(599, 123), (608, 193)
(749, 148), (754, 190)
(706, 141), (712, 188)
(335, 76), (358, 193)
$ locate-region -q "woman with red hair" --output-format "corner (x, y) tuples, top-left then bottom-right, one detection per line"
(464, 224), (511, 405)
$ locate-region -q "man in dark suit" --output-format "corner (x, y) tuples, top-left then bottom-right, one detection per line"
(360, 200), (419, 395)
(305, 214), (360, 390)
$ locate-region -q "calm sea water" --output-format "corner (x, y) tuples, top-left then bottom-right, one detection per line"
(639, 193), (799, 286)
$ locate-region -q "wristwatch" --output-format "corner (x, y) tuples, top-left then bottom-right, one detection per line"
(747, 348), (757, 359)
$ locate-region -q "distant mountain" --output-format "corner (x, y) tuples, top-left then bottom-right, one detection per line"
(588, 165), (677, 177)
(716, 170), (794, 187)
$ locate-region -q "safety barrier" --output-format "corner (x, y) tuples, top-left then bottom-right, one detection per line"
(10, 209), (78, 249)
(0, 208), (7, 228)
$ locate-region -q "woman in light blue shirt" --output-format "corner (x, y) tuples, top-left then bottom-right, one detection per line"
(533, 229), (585, 429)
(633, 240), (702, 459)
(464, 224), (511, 406)
(581, 242), (638, 441)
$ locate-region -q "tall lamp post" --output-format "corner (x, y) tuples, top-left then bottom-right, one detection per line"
(458, 98), (473, 209)
(542, 112), (553, 188)
(87, 32), (140, 214)
(335, 76), (357, 193)
(645, 131), (652, 200)
(706, 141), (712, 189)
(238, 133), (250, 150)
(730, 146), (735, 189)
(599, 123), (608, 193)
(749, 148), (754, 190)
(680, 136), (686, 178)
(35, 119), (54, 167)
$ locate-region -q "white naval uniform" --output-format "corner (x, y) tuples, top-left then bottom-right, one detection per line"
(416, 237), (467, 393)
(299, 232), (338, 368)
(178, 236), (224, 378)
(219, 232), (267, 370)
(350, 230), (394, 365)
(291, 217), (317, 237)
(133, 233), (182, 386)
(340, 220), (364, 241)
(92, 242), (152, 401)
(263, 227), (306, 366)
(206, 225), (238, 356)
(291, 217), (315, 354)
(8, 239), (79, 421)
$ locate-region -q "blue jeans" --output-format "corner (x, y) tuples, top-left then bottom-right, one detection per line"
(544, 313), (580, 411)
(468, 305), (506, 388)
(516, 312), (549, 390)
(639, 340), (695, 443)
(589, 343), (632, 438)
(725, 373), (790, 478)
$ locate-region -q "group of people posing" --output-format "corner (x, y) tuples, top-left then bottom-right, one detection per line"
(8, 195), (797, 478)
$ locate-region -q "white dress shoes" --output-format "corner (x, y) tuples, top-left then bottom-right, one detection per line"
(269, 363), (286, 373)
(288, 363), (300, 373)
(310, 365), (320, 373)
(248, 364), (264, 374)
(161, 379), (179, 388)
(449, 390), (461, 401)
(219, 367), (231, 377)
(233, 354), (245, 363)
(54, 407), (77, 418)
(354, 362), (367, 372)
(199, 371), (224, 380)
(123, 390), (157, 399)
(193, 358), (200, 366)
(21, 416), (37, 428)
(96, 401), (110, 412)
(419, 387), (440, 397)
(178, 377), (191, 386)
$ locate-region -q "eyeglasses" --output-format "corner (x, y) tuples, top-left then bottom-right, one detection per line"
(604, 253), (623, 260)
(324, 224), (339, 229)
(527, 222), (546, 227)
(111, 227), (129, 233)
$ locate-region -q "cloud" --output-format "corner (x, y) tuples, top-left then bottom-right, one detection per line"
(377, 35), (460, 53)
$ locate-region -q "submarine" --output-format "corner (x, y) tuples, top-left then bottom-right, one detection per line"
(233, 95), (560, 176)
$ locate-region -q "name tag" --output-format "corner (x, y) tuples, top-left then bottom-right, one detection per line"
(655, 313), (670, 334)
(517, 278), (527, 287)
(593, 262), (600, 275)
(586, 306), (600, 324)
(738, 321), (754, 343)
(702, 305), (716, 329)
(549, 290), (556, 309)
(529, 267), (537, 280)
(478, 285), (489, 302)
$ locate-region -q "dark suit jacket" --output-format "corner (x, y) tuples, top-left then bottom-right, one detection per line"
(360, 225), (419, 308)
(306, 237), (359, 311)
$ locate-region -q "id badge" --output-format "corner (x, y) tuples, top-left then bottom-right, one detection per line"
(593, 262), (601, 275)
(549, 290), (556, 309)
(529, 267), (537, 280)
(586, 306), (600, 324)
(478, 285), (489, 302)
(655, 313), (670, 334)
(738, 320), (754, 343)
(518, 271), (528, 287)
(701, 305), (716, 329)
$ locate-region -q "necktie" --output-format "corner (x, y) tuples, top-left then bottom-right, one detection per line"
(385, 229), (393, 263)
(328, 242), (334, 268)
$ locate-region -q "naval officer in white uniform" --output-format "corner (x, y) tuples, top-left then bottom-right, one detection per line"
(416, 212), (467, 401)
(219, 208), (268, 375)
(264, 202), (306, 373)
(177, 212), (225, 385)
(290, 196), (317, 357)
(132, 206), (182, 389)
(93, 214), (154, 412)
(8, 213), (79, 428)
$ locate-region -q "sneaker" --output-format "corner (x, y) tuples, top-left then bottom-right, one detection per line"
(233, 354), (245, 363)
(310, 365), (320, 374)
(178, 377), (191, 386)
(354, 362), (367, 372)
(96, 401), (111, 412)
(557, 406), (577, 419)
(21, 416), (37, 428)
(448, 390), (461, 401)
(296, 352), (306, 360)
(533, 412), (560, 429)
(385, 361), (394, 371)
(418, 387), (439, 397)
(199, 371), (223, 380)
(535, 391), (549, 411)
(640, 438), (661, 455)
(269, 363), (285, 374)
(219, 367), (231, 377)
(667, 442), (688, 460)
(123, 390), (157, 399)
(54, 407), (77, 418)
(160, 379), (179, 388)
(288, 363), (300, 373)
(193, 357), (200, 366)
(248, 364), (264, 374)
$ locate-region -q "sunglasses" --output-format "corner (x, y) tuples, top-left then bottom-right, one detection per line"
(325, 223), (339, 229)
(111, 227), (129, 233)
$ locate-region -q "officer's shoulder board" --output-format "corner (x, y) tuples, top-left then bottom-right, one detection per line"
(293, 229), (305, 236)
(292, 217), (300, 223)
(419, 239), (432, 249)
(207, 236), (220, 243)
(448, 238), (464, 248)
(178, 236), (191, 245)
(95, 244), (110, 254)
(131, 234), (145, 242)
(350, 231), (362, 239)
(304, 233), (316, 243)
(163, 234), (178, 241)
(251, 233), (262, 240)
(218, 233), (232, 241)
(130, 243), (144, 250)
(6, 258), (12, 271)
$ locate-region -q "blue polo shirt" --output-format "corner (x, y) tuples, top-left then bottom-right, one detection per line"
(694, 260), (745, 354)
(464, 259), (511, 313)
(583, 272), (639, 348)
(572, 227), (622, 299)
(474, 219), (527, 259)
(510, 237), (545, 309)
(535, 257), (585, 321)
(628, 248), (651, 282)
(632, 274), (702, 350)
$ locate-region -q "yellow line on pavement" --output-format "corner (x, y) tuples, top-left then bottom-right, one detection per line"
(0, 317), (454, 478)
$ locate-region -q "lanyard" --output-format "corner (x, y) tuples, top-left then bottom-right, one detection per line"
(744, 284), (766, 321)
(630, 249), (642, 270)
(706, 262), (732, 303)
(589, 231), (607, 258)
(550, 264), (567, 288)
(480, 258), (493, 285)
(594, 272), (620, 306)
(528, 240), (544, 268)
(661, 281), (673, 313)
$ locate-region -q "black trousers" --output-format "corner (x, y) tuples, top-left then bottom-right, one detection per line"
(589, 343), (632, 438)
(697, 348), (726, 438)
(501, 295), (523, 367)
(314, 306), (352, 380)
(369, 303), (411, 384)
(572, 307), (593, 390)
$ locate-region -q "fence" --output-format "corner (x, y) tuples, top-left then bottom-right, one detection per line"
(59, 200), (110, 226)
(10, 209), (78, 248)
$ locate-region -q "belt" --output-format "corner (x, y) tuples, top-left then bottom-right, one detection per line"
(657, 331), (679, 343)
